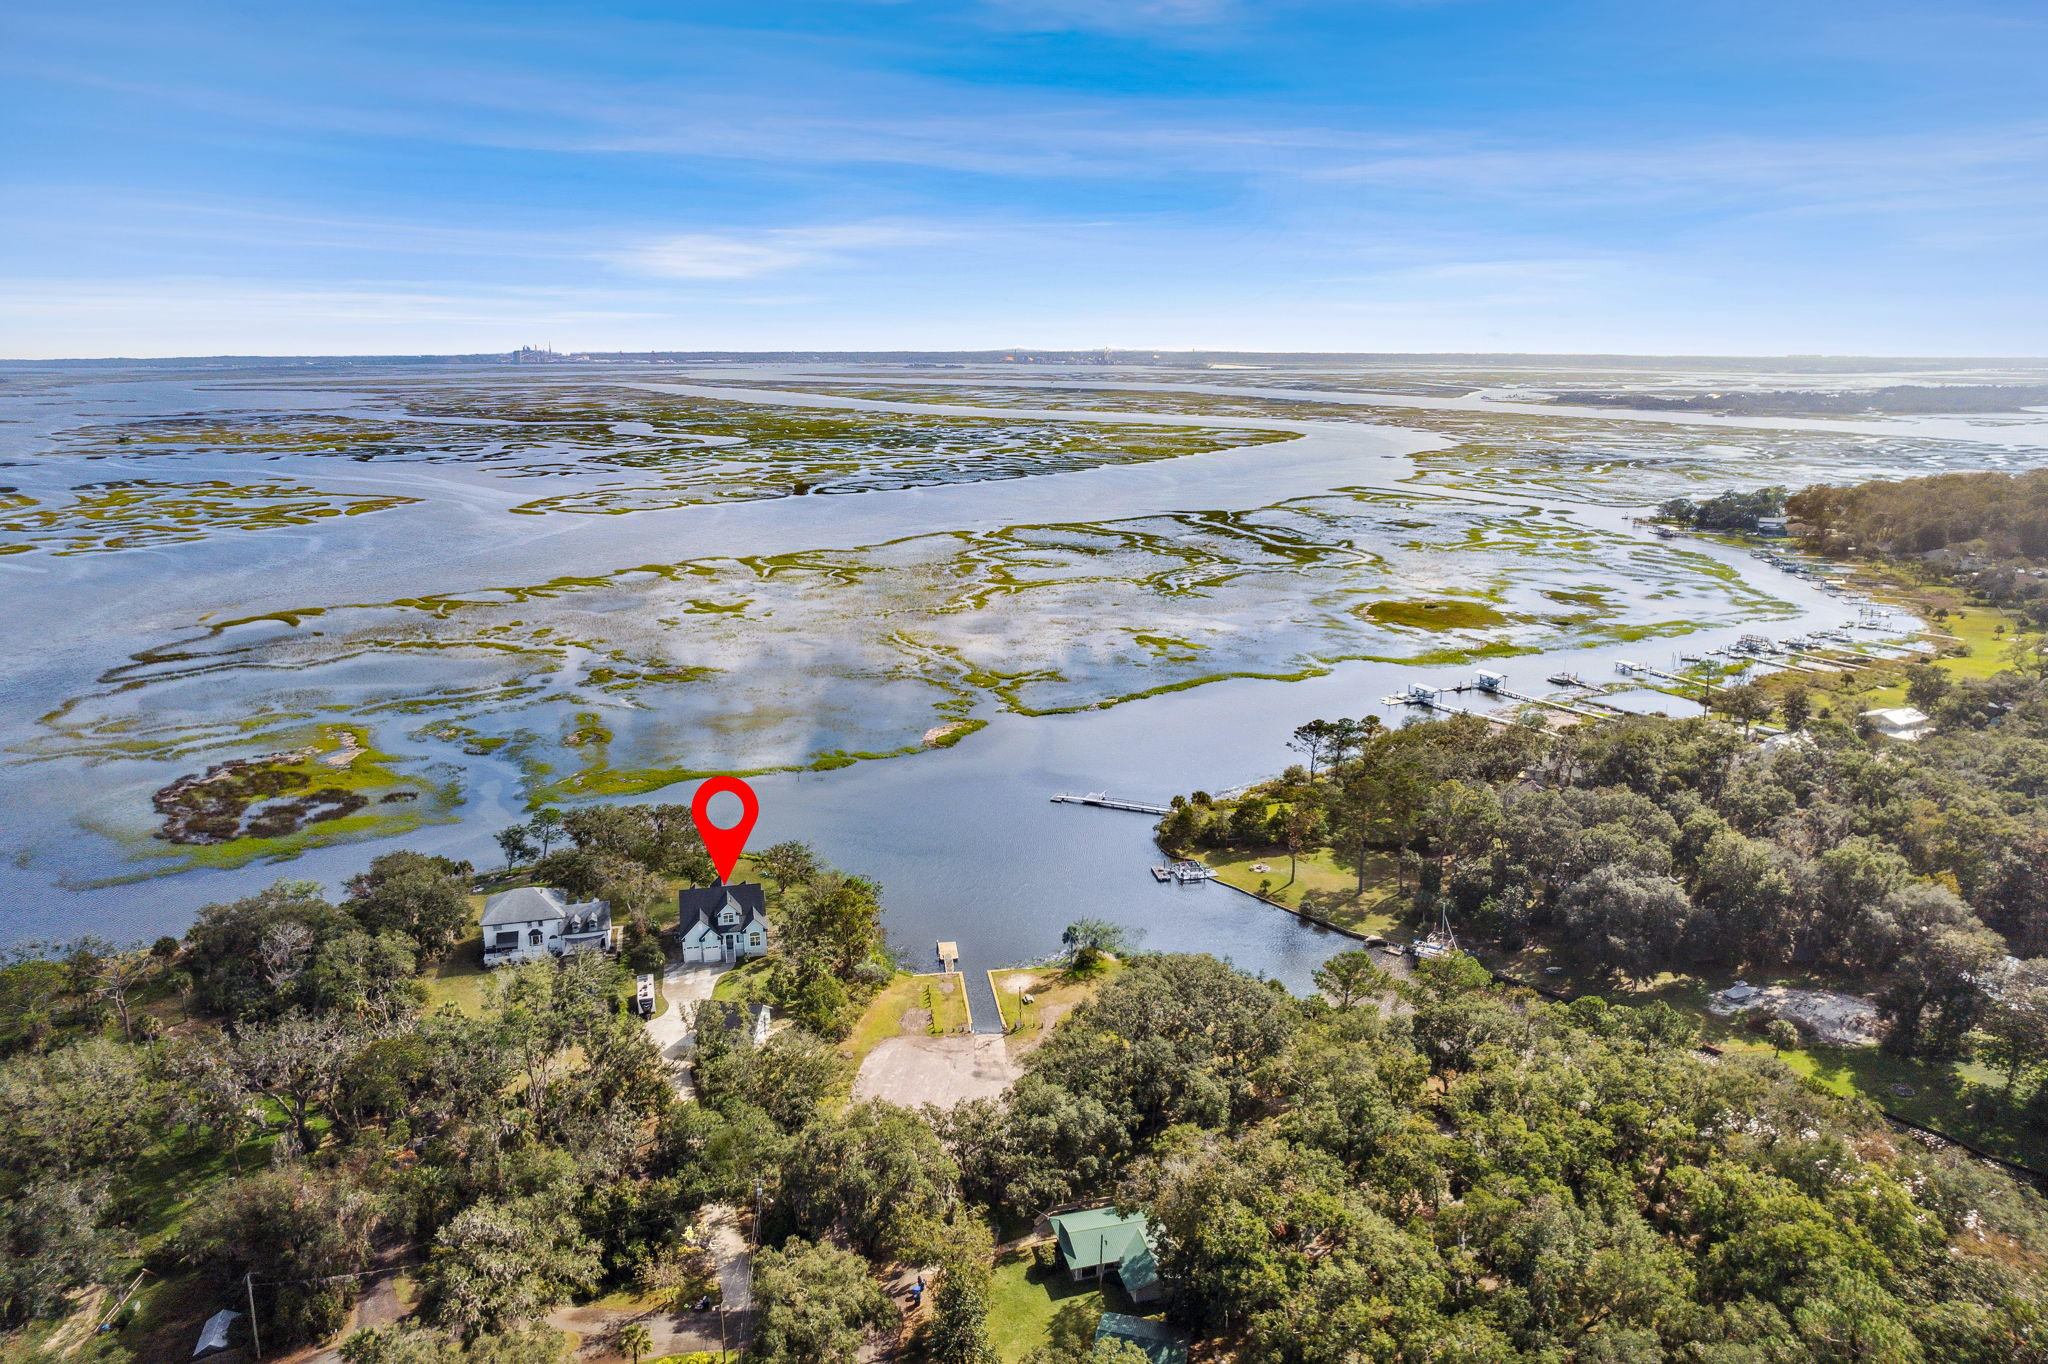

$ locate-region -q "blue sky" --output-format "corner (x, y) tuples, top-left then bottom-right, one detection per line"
(3, 0), (2046, 357)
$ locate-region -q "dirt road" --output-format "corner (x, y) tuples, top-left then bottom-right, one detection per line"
(853, 1033), (1020, 1108)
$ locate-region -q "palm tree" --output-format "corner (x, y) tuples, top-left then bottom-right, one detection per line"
(617, 1321), (653, 1364)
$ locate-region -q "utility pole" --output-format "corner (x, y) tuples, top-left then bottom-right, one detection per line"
(245, 1272), (261, 1358)
(745, 1181), (763, 1361)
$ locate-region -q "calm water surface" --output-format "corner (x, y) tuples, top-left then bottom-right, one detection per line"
(0, 362), (1968, 1024)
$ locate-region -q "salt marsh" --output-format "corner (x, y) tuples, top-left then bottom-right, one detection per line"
(0, 358), (2038, 984)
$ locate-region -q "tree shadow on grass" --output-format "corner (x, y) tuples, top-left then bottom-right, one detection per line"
(1792, 1045), (2044, 1169)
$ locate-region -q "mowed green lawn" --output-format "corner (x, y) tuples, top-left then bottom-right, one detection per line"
(987, 1248), (1148, 1363)
(1818, 578), (2034, 711)
(423, 930), (493, 1014)
(1203, 845), (1404, 937)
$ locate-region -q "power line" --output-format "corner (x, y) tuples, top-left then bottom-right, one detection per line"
(242, 1263), (398, 1355)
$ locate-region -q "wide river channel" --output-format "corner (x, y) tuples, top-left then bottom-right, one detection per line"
(5, 363), (2039, 1028)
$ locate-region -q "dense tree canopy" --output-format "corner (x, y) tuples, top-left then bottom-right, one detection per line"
(938, 955), (2048, 1363)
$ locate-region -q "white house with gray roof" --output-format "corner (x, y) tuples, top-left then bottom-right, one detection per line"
(676, 883), (771, 964)
(481, 886), (613, 967)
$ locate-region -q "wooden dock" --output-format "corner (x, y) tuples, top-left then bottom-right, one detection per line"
(1615, 659), (1722, 691)
(1051, 791), (1172, 816)
(936, 941), (960, 973)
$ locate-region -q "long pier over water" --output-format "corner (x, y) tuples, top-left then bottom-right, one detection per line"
(1050, 791), (1173, 816)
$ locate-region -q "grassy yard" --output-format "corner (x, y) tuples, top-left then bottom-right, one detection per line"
(1762, 571), (2037, 714)
(1203, 845), (1405, 937)
(423, 930), (493, 1015)
(840, 973), (973, 1070)
(986, 1248), (1148, 1364)
(990, 963), (1118, 1039)
(424, 941), (659, 1021)
(928, 974), (971, 1036)
(712, 955), (775, 1004)
(840, 972), (922, 1068)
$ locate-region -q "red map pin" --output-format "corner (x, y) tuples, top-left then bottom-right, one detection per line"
(691, 776), (759, 883)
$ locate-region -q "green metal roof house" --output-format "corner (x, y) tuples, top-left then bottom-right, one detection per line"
(1047, 1206), (1165, 1304)
(1095, 1312), (1189, 1364)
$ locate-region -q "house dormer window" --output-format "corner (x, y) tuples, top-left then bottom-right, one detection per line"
(528, 928), (543, 946)
(718, 907), (740, 926)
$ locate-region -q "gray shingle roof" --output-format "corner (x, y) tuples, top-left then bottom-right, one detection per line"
(482, 886), (569, 927)
(481, 886), (608, 931)
(676, 882), (768, 939)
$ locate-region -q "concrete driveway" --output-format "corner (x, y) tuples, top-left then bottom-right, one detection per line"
(644, 961), (726, 1095)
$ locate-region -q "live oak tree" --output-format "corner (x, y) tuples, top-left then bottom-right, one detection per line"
(768, 869), (891, 1038)
(749, 1239), (892, 1364)
(420, 1194), (599, 1340)
(1781, 684), (1814, 731)
(346, 850), (475, 957)
(0, 1036), (162, 1178)
(753, 838), (821, 892)
(1980, 958), (2048, 1090)
(696, 1022), (851, 1131)
(177, 1165), (381, 1346)
(214, 1008), (364, 1154)
(775, 1099), (958, 1260)
(341, 1326), (574, 1364)
(63, 937), (156, 1042)
(919, 1217), (1000, 1364)
(1713, 680), (1775, 734)
(1310, 949), (1391, 1010)
(0, 1175), (108, 1328)
(1062, 917), (1134, 971)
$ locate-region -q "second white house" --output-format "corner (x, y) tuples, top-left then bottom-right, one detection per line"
(481, 886), (614, 968)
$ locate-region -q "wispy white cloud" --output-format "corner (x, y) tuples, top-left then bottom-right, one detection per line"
(20, 19), (2048, 227)
(1313, 124), (2048, 213)
(611, 222), (959, 279)
(3, 191), (591, 260)
(973, 0), (1239, 32)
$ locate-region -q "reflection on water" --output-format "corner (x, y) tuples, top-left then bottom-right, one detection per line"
(1596, 687), (1710, 718)
(0, 360), (1974, 1001)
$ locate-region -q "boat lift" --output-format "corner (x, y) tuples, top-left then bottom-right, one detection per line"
(1379, 680), (1526, 726)
(1473, 669), (1611, 719)
(1613, 658), (1724, 690)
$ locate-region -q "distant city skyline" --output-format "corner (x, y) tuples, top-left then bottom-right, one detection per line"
(4, 0), (2046, 358)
